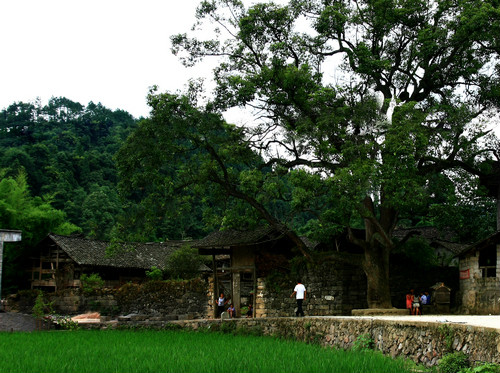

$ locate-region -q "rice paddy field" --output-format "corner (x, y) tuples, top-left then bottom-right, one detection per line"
(0, 329), (416, 373)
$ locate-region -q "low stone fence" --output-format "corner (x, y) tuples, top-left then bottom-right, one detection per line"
(84, 316), (500, 367)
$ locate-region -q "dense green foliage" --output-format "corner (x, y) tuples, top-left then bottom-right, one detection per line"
(115, 91), (310, 250)
(0, 170), (80, 292)
(165, 245), (208, 279)
(165, 0), (500, 307)
(0, 170), (79, 244)
(461, 363), (500, 373)
(439, 352), (470, 373)
(0, 98), (142, 292)
(0, 330), (414, 373)
(0, 98), (137, 240)
(79, 273), (105, 295)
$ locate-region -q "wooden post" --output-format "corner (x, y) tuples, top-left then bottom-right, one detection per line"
(253, 265), (257, 318)
(497, 186), (500, 231)
(233, 272), (241, 317)
(212, 254), (217, 318)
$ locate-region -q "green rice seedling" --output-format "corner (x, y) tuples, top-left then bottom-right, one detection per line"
(0, 330), (415, 373)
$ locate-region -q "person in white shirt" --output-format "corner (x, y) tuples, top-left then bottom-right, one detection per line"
(216, 292), (227, 318)
(290, 279), (307, 317)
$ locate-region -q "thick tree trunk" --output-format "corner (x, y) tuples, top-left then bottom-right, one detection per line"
(362, 243), (392, 308)
(360, 195), (395, 309)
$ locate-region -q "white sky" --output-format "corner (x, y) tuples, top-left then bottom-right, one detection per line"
(0, 0), (210, 119)
(1, 1), (498, 137)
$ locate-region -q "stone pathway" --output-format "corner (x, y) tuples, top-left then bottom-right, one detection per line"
(1, 312), (499, 332)
(0, 312), (37, 332)
(335, 315), (500, 330)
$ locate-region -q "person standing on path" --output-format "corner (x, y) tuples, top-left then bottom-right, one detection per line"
(290, 279), (306, 317)
(216, 292), (227, 318)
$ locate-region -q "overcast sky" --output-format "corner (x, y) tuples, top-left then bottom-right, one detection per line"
(0, 0), (211, 119)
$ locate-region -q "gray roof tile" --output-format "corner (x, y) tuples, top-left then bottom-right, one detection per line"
(47, 234), (191, 270)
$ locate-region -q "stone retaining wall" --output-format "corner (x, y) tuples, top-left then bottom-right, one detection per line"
(5, 278), (210, 319)
(87, 316), (500, 367)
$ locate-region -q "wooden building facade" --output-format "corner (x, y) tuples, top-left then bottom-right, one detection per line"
(29, 234), (190, 291)
(194, 226), (321, 318)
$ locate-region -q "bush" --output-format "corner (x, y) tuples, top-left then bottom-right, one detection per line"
(80, 273), (105, 295)
(352, 333), (374, 352)
(165, 245), (206, 280)
(146, 266), (163, 281)
(461, 363), (500, 373)
(32, 291), (53, 318)
(439, 352), (470, 373)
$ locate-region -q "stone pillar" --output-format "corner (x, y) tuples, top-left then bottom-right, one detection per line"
(0, 230), (22, 310)
(255, 278), (266, 318)
(206, 277), (215, 319)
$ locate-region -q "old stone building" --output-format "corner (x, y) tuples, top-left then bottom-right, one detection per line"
(194, 226), (367, 318)
(458, 231), (500, 314)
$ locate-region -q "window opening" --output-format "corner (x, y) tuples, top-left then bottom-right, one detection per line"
(478, 245), (497, 278)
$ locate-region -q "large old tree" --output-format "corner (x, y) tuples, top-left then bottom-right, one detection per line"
(121, 0), (500, 308)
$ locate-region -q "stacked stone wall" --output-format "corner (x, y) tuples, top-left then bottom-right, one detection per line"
(255, 257), (460, 318)
(459, 246), (500, 314)
(255, 262), (367, 318)
(167, 317), (499, 367)
(5, 278), (212, 319)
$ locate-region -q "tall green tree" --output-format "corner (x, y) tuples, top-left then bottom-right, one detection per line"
(0, 170), (80, 291)
(115, 91), (307, 245)
(167, 0), (500, 308)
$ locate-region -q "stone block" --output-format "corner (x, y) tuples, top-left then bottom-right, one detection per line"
(131, 315), (148, 321)
(163, 315), (179, 321)
(351, 308), (410, 316)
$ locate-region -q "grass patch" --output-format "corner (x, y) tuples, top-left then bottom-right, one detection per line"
(0, 330), (414, 373)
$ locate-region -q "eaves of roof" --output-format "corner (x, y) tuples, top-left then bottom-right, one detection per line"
(456, 231), (500, 258)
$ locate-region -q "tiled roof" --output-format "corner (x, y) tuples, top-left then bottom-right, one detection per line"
(45, 234), (192, 270)
(193, 226), (319, 249)
(393, 226), (467, 255)
(193, 226), (278, 248)
(457, 231), (500, 258)
(393, 226), (457, 242)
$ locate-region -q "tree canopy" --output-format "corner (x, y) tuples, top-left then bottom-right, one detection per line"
(0, 169), (80, 292)
(167, 0), (500, 308)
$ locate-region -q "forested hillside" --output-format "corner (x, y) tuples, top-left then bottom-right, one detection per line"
(0, 97), (217, 244)
(0, 97), (137, 241)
